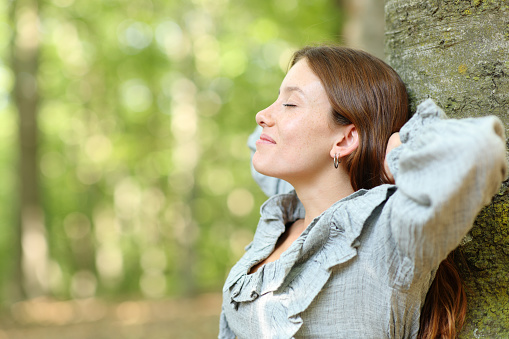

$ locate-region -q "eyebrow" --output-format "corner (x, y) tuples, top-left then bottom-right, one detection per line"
(280, 86), (305, 95)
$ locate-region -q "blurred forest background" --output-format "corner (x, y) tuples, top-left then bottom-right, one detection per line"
(0, 0), (382, 337)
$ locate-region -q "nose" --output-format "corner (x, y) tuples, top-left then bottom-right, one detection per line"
(256, 103), (275, 127)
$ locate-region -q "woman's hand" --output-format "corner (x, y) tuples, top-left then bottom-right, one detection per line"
(384, 132), (401, 184)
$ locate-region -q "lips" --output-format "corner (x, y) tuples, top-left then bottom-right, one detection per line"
(258, 133), (276, 144)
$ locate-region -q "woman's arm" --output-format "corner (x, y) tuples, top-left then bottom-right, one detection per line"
(385, 99), (507, 287)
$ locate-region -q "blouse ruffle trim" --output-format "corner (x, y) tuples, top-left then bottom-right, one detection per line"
(223, 185), (395, 337)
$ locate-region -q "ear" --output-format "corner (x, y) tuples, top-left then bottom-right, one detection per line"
(330, 124), (359, 160)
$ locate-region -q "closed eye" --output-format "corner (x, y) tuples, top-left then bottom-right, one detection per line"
(283, 104), (296, 107)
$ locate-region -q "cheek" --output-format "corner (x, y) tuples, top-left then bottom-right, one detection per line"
(279, 112), (332, 152)
(280, 118), (310, 141)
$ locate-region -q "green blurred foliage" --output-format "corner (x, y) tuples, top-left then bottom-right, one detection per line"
(0, 0), (343, 301)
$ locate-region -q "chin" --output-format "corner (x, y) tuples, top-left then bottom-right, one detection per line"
(252, 160), (270, 176)
(253, 157), (277, 178)
(254, 153), (299, 180)
(255, 166), (290, 183)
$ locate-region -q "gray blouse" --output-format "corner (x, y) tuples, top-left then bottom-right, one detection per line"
(219, 99), (507, 338)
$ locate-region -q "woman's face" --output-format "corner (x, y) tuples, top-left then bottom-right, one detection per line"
(253, 58), (342, 183)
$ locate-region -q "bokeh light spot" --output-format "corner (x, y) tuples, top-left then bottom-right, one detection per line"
(64, 212), (91, 240)
(227, 188), (254, 217)
(96, 245), (124, 284)
(140, 271), (167, 298)
(155, 21), (189, 60)
(85, 134), (113, 163)
(206, 167), (233, 195)
(120, 79), (153, 112)
(70, 270), (97, 299)
(118, 20), (153, 52)
(250, 18), (279, 43)
(141, 247), (167, 272)
(221, 49), (247, 78)
(114, 178), (142, 220)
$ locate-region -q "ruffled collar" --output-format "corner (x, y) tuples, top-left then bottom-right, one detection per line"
(223, 185), (396, 337)
(223, 186), (395, 301)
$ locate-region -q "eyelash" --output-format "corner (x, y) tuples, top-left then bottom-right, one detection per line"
(283, 104), (296, 107)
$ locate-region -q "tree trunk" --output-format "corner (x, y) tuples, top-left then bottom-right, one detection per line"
(341, 0), (385, 59)
(385, 1), (509, 337)
(11, 0), (48, 299)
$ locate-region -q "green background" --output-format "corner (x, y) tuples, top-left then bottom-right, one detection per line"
(0, 0), (344, 302)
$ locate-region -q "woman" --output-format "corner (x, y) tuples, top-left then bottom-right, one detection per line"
(219, 45), (507, 338)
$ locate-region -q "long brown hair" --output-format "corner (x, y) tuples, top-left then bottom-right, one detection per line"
(291, 46), (408, 191)
(291, 45), (467, 338)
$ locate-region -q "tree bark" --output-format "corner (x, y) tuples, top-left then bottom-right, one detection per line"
(385, 1), (509, 337)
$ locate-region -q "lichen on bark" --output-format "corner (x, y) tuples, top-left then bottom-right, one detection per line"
(384, 0), (509, 130)
(385, 0), (509, 337)
(457, 181), (509, 337)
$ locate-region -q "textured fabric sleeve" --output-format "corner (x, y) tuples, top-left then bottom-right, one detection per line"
(218, 307), (236, 339)
(386, 99), (507, 287)
(248, 126), (294, 196)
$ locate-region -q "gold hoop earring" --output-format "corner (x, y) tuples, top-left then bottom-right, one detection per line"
(334, 153), (341, 169)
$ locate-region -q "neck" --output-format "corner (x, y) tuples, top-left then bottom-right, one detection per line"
(290, 169), (354, 227)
